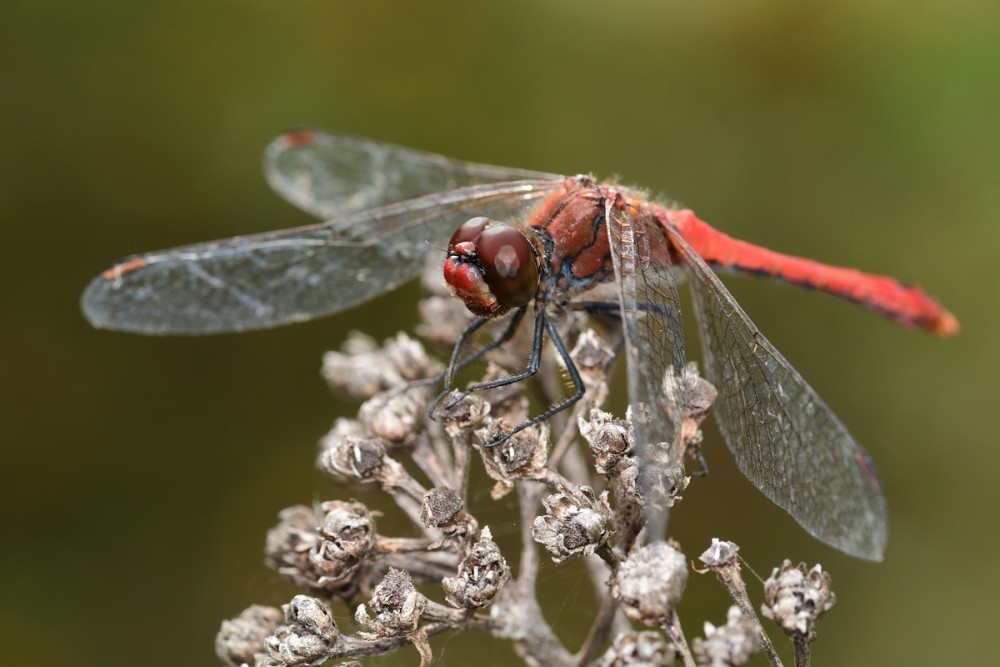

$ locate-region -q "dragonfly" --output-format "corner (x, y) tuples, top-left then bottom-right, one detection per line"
(82, 129), (958, 561)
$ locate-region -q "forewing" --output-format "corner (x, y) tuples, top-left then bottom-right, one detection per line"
(606, 200), (686, 540)
(264, 129), (559, 221)
(665, 224), (888, 560)
(82, 180), (560, 334)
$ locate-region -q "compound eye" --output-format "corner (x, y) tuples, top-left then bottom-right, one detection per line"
(449, 217), (492, 249)
(476, 225), (539, 308)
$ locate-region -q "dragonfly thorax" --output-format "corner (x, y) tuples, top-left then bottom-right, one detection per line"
(443, 217), (541, 318)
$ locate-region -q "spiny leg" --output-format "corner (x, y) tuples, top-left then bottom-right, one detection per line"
(427, 307), (528, 416)
(483, 313), (586, 448)
(444, 308), (546, 407)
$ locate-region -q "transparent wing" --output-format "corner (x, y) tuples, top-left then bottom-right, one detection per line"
(264, 129), (560, 222)
(665, 224), (888, 560)
(82, 179), (561, 334)
(606, 198), (686, 540)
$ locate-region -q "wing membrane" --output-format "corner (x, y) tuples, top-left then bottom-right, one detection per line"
(264, 129), (559, 221)
(606, 199), (686, 539)
(666, 224), (888, 560)
(82, 180), (560, 334)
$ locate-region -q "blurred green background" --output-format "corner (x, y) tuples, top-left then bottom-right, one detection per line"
(2, 1), (996, 665)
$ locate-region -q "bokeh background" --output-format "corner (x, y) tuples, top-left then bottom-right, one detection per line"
(2, 1), (996, 665)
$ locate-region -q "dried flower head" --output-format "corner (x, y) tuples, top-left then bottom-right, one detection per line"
(264, 501), (378, 599)
(692, 605), (760, 667)
(613, 541), (688, 625)
(215, 276), (862, 667)
(265, 506), (323, 591)
(263, 596), (340, 667)
(420, 486), (476, 538)
(669, 362), (717, 459)
(579, 408), (634, 475)
(354, 568), (427, 638)
(310, 501), (378, 590)
(629, 404), (690, 514)
(442, 526), (511, 609)
(435, 391), (490, 438)
(595, 630), (674, 667)
(316, 434), (414, 493)
(417, 294), (473, 347)
(699, 538), (739, 569)
(761, 560), (836, 642)
(566, 327), (615, 388)
(532, 486), (612, 563)
(285, 595), (340, 643)
(357, 388), (428, 445)
(215, 604), (283, 667)
(475, 420), (549, 496)
(321, 332), (441, 399)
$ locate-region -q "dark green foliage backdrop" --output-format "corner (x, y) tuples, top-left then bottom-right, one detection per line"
(2, 1), (996, 664)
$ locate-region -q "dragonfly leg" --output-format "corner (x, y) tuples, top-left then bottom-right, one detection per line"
(483, 313), (586, 448)
(448, 307), (528, 383)
(691, 449), (709, 477)
(426, 308), (527, 416)
(443, 308), (546, 409)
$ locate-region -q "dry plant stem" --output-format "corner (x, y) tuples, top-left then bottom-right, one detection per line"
(450, 429), (472, 501)
(421, 599), (478, 625)
(516, 482), (545, 590)
(793, 636), (810, 667)
(410, 435), (451, 489)
(550, 396), (598, 470)
(660, 610), (696, 667)
(336, 619), (493, 661)
(574, 589), (621, 666)
(505, 482), (577, 667)
(408, 628), (432, 667)
(704, 544), (783, 667)
(426, 419), (456, 480)
(574, 541), (620, 645)
(438, 405), (475, 503)
(374, 537), (437, 554)
(380, 553), (455, 581)
(508, 596), (576, 667)
(386, 490), (428, 529)
(378, 468), (429, 527)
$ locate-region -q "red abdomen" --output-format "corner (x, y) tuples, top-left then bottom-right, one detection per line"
(663, 208), (958, 336)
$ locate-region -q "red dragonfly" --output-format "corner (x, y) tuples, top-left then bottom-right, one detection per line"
(82, 130), (957, 561)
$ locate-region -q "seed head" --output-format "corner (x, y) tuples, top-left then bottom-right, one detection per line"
(263, 596), (340, 666)
(321, 332), (440, 399)
(354, 568), (427, 638)
(692, 605), (760, 667)
(761, 560), (836, 642)
(358, 389), (427, 445)
(420, 486), (476, 538)
(579, 408), (634, 475)
(532, 486), (611, 563)
(442, 526), (511, 609)
(476, 420), (550, 495)
(264, 501), (377, 598)
(594, 630), (673, 667)
(215, 604), (283, 667)
(612, 542), (688, 625)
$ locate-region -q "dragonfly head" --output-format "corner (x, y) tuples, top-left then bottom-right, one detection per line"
(444, 217), (540, 319)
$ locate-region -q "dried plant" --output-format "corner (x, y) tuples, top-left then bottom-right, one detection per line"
(216, 267), (841, 667)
